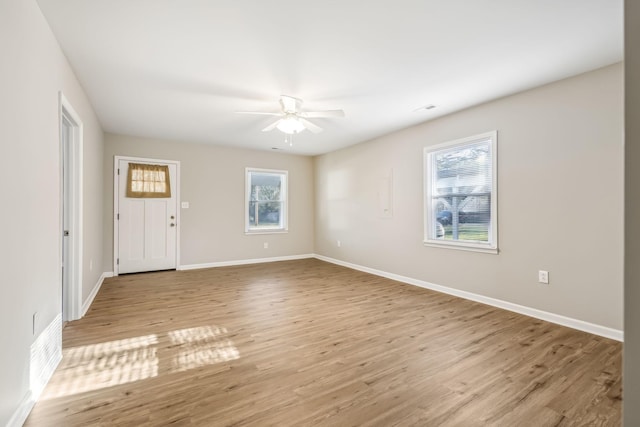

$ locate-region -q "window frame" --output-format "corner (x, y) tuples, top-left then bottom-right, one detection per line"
(245, 167), (289, 234)
(423, 131), (498, 254)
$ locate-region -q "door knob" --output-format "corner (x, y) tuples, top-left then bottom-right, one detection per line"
(170, 223), (175, 227)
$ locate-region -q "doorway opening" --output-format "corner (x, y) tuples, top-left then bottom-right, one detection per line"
(60, 93), (83, 322)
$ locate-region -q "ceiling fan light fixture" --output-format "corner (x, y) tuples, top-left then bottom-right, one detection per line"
(276, 115), (305, 134)
(240, 96), (344, 135)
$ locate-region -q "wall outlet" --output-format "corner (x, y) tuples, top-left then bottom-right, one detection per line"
(337, 240), (341, 248)
(538, 270), (549, 284)
(263, 242), (268, 249)
(181, 202), (190, 209)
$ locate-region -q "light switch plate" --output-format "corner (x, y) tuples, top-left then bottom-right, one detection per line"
(181, 202), (189, 209)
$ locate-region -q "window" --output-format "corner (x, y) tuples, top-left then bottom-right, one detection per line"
(245, 168), (288, 233)
(424, 131), (497, 253)
(126, 163), (171, 198)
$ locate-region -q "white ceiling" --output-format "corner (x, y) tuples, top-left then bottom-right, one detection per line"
(37, 0), (622, 156)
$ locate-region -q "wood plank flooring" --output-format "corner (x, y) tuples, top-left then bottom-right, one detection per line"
(25, 259), (621, 426)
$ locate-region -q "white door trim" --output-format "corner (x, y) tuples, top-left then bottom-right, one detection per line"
(113, 156), (181, 276)
(59, 92), (83, 321)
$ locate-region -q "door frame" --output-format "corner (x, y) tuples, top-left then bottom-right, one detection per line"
(113, 156), (181, 276)
(59, 92), (83, 321)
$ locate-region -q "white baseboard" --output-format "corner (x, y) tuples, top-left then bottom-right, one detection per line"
(178, 254), (315, 271)
(6, 391), (35, 427)
(81, 272), (113, 317)
(314, 254), (623, 342)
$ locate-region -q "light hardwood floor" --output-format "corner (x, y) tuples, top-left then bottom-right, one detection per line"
(25, 259), (621, 426)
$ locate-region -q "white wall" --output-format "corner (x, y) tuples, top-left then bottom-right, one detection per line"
(104, 134), (314, 269)
(625, 0), (640, 423)
(315, 63), (623, 331)
(0, 0), (104, 424)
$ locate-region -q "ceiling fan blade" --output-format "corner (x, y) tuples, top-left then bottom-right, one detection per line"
(300, 109), (345, 118)
(299, 118), (323, 134)
(261, 119), (281, 132)
(236, 111), (282, 116)
(280, 95), (302, 113)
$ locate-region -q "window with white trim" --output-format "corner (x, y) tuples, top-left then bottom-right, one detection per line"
(424, 131), (497, 253)
(245, 168), (288, 233)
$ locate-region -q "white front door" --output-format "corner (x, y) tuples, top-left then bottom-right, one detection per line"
(117, 159), (178, 274)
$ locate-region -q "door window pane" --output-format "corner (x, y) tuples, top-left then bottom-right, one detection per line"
(126, 163), (171, 198)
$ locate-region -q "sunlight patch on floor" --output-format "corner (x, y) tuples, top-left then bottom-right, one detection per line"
(169, 326), (240, 372)
(40, 326), (239, 400)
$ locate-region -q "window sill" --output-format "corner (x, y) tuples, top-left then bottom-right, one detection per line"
(245, 229), (289, 235)
(423, 240), (498, 255)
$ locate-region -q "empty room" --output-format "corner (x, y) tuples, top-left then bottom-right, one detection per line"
(3, 0), (640, 426)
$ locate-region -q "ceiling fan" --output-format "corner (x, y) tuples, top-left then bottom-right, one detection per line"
(237, 95), (345, 135)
